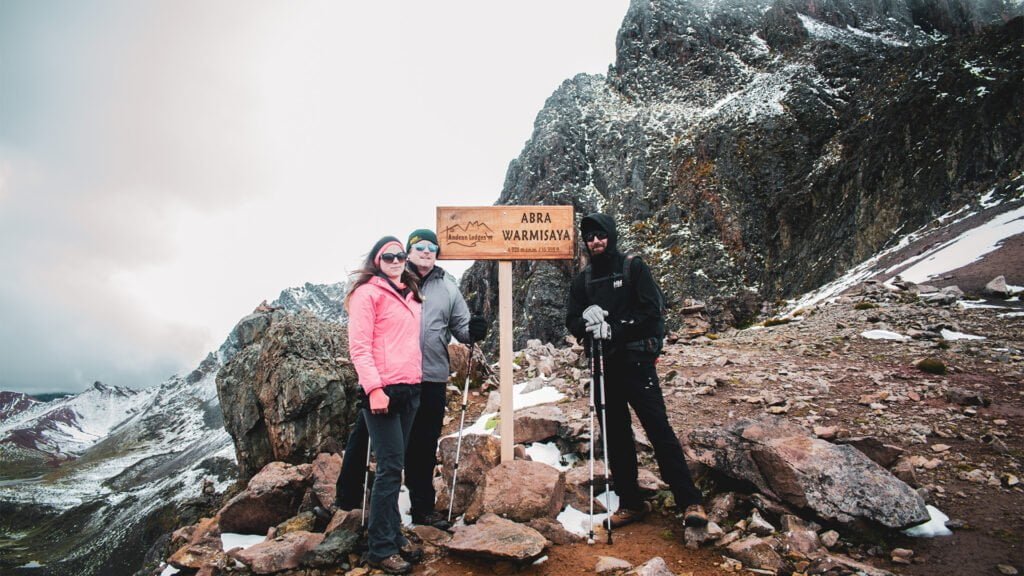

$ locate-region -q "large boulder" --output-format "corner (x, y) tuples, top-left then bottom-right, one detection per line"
(464, 460), (566, 523)
(445, 513), (547, 562)
(513, 404), (567, 444)
(685, 417), (928, 529)
(216, 311), (360, 478)
(218, 461), (312, 534)
(228, 531), (325, 574)
(437, 433), (502, 516)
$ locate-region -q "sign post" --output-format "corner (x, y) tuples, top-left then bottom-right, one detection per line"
(437, 205), (574, 462)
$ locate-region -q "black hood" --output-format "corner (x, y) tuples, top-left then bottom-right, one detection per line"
(580, 213), (619, 256)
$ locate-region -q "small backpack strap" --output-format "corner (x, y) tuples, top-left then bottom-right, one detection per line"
(623, 254), (635, 292)
(584, 265), (594, 301)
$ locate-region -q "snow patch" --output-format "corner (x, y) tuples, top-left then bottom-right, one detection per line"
(221, 533), (266, 551)
(894, 205), (1024, 284)
(902, 505), (953, 537)
(940, 329), (985, 341)
(556, 490), (620, 537)
(525, 442), (576, 471)
(861, 330), (910, 342)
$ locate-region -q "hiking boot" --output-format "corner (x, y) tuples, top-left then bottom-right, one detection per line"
(367, 554), (411, 575)
(684, 504), (708, 527)
(608, 502), (650, 528)
(411, 510), (452, 530)
(312, 505), (337, 521)
(399, 540), (424, 563)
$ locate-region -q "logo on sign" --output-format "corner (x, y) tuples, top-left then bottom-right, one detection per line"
(443, 221), (495, 248)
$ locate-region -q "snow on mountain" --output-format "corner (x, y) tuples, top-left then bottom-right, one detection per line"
(787, 177), (1024, 312)
(0, 382), (156, 459)
(272, 280), (347, 324)
(0, 391), (38, 421)
(0, 281), (349, 574)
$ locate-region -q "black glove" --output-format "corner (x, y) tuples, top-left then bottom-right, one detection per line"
(468, 316), (488, 343)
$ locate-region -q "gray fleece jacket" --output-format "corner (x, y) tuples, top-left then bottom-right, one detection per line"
(416, 264), (471, 382)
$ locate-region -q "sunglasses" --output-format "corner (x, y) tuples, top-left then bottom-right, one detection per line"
(583, 230), (609, 242)
(380, 252), (408, 263)
(412, 242), (439, 253)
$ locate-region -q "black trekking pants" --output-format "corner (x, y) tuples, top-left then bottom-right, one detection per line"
(594, 350), (703, 511)
(337, 381), (446, 515)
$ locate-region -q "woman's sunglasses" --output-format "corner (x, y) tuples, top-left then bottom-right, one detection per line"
(583, 230), (609, 242)
(412, 242), (439, 253)
(380, 252), (408, 263)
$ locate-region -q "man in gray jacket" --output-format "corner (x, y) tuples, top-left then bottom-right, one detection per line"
(335, 229), (487, 530)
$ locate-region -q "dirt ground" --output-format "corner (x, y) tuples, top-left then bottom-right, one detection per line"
(411, 290), (1024, 576)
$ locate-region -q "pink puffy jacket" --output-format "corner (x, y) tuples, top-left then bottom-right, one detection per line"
(347, 276), (423, 395)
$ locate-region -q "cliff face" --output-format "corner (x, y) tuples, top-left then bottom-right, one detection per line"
(462, 0), (1023, 348)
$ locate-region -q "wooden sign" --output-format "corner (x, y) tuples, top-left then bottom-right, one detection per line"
(436, 205), (575, 260)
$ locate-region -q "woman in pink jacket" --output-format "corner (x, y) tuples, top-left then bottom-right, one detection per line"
(345, 235), (423, 574)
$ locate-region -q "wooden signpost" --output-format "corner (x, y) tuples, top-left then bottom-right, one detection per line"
(437, 205), (575, 462)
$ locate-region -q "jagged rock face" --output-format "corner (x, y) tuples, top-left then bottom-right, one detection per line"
(216, 311), (360, 479)
(462, 0), (1022, 348)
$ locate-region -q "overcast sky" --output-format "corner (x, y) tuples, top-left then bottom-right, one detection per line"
(0, 1), (627, 394)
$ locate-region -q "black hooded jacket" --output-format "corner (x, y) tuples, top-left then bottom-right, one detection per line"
(565, 213), (665, 355)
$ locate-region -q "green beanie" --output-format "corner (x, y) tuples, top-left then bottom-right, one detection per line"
(407, 229), (440, 255)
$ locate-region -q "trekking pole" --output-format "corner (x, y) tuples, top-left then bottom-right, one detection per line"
(447, 344), (475, 523)
(587, 337), (597, 545)
(361, 436), (372, 528)
(596, 339), (613, 545)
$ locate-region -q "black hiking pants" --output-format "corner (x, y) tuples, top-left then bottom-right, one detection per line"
(337, 381), (446, 516)
(594, 348), (703, 511)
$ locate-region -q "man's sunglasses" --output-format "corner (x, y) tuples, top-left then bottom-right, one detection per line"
(583, 230), (609, 242)
(380, 252), (408, 263)
(412, 242), (439, 253)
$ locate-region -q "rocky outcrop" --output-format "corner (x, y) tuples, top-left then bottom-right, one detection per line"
(462, 0), (1023, 347)
(685, 416), (929, 528)
(216, 311), (360, 478)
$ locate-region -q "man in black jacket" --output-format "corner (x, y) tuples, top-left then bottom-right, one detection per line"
(565, 213), (707, 528)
